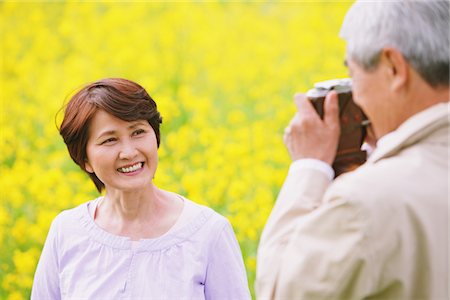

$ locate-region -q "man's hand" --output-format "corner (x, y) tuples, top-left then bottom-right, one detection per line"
(283, 91), (340, 165)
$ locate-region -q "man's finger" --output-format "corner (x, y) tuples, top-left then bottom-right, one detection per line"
(323, 91), (340, 128)
(294, 93), (318, 117)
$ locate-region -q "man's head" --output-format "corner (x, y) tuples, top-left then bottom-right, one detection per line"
(340, 0), (449, 87)
(339, 1), (449, 139)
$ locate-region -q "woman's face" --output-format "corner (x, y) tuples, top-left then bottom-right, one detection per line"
(85, 109), (158, 192)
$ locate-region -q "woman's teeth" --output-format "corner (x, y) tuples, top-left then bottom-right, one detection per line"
(118, 163), (143, 173)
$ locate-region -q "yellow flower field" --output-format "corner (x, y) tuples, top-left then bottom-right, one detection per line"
(0, 1), (351, 298)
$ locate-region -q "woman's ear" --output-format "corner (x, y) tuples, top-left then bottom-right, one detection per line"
(381, 47), (409, 91)
(85, 160), (94, 173)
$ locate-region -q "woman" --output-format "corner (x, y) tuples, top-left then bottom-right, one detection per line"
(31, 78), (250, 299)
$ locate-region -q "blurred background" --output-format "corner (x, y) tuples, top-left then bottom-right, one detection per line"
(0, 1), (351, 298)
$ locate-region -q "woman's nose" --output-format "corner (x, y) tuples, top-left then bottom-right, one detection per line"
(119, 141), (138, 160)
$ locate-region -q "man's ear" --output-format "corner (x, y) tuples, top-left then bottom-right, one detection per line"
(381, 47), (409, 92)
(85, 160), (94, 173)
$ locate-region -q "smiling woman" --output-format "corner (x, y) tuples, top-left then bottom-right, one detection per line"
(31, 78), (251, 299)
(59, 78), (163, 193)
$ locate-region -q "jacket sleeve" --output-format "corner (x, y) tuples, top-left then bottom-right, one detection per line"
(204, 220), (251, 300)
(273, 196), (372, 299)
(256, 165), (374, 300)
(255, 166), (330, 299)
(31, 216), (61, 300)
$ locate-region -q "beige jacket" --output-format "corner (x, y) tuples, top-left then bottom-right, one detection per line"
(256, 103), (449, 300)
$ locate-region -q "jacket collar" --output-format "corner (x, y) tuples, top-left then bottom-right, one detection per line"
(368, 102), (449, 163)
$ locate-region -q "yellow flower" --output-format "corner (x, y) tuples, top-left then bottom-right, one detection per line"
(13, 249), (39, 276)
(0, 2), (351, 298)
(7, 291), (25, 300)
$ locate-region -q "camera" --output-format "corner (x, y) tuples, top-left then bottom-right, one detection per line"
(306, 78), (369, 177)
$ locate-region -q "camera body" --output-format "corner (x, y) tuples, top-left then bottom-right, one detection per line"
(306, 78), (368, 177)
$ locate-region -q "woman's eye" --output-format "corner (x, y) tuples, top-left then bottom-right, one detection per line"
(101, 138), (116, 145)
(133, 129), (146, 136)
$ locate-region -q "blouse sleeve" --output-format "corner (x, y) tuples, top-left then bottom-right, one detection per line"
(31, 216), (61, 300)
(204, 220), (251, 300)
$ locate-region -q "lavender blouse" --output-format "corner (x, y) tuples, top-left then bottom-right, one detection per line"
(31, 198), (251, 299)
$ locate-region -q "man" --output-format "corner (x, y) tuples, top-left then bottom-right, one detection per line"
(256, 1), (449, 299)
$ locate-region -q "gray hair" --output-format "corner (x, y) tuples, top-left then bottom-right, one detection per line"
(339, 0), (449, 87)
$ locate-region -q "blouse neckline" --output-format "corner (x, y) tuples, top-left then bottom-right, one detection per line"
(77, 197), (213, 252)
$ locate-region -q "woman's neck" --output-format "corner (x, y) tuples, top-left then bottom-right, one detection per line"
(103, 184), (158, 221)
(96, 184), (183, 240)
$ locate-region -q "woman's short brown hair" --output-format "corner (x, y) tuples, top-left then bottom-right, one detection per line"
(59, 78), (162, 192)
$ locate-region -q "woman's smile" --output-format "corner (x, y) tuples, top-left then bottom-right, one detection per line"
(117, 162), (144, 174)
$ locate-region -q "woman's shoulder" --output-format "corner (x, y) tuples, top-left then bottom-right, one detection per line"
(165, 195), (232, 241)
(181, 197), (230, 227)
(50, 199), (96, 232)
